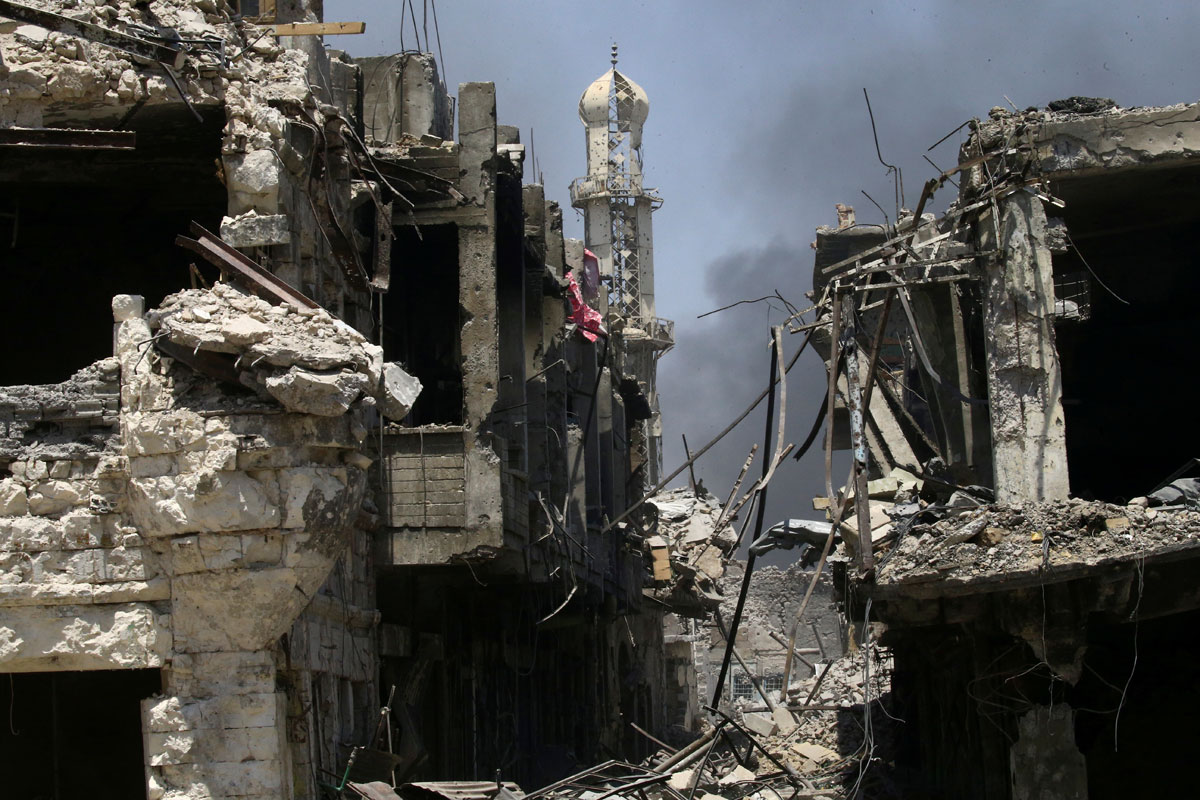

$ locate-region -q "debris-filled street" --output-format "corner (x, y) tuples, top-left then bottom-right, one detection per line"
(2, 1), (1199, 798)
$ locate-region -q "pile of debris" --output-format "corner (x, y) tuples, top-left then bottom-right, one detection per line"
(521, 643), (899, 800)
(144, 283), (420, 419)
(873, 490), (1200, 589)
(645, 487), (737, 613)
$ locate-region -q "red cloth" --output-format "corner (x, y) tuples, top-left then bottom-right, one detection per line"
(566, 272), (605, 342)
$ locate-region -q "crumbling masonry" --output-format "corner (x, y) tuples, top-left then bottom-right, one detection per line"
(0, 2), (681, 797)
(807, 98), (1200, 798)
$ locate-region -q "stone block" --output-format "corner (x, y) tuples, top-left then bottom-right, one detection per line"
(161, 759), (286, 798)
(0, 604), (169, 671)
(264, 366), (369, 416)
(379, 362), (422, 420)
(772, 706), (798, 736)
(129, 470), (281, 535)
(279, 467), (349, 530)
(124, 410), (208, 457)
(169, 536), (208, 575)
(176, 651), (277, 696)
(171, 569), (311, 652)
(146, 730), (199, 766)
(60, 510), (102, 549)
(131, 455), (177, 478)
(91, 578), (169, 604)
(241, 532), (283, 565)
(741, 711), (778, 738)
(220, 212), (292, 248)
(112, 294), (145, 322)
(225, 149), (282, 215)
(1, 515), (59, 551)
(211, 691), (280, 729)
(197, 533), (243, 571)
(27, 479), (84, 515)
(102, 546), (153, 582)
(176, 444), (238, 474)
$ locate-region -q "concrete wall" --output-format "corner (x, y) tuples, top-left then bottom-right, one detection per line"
(357, 53), (454, 143)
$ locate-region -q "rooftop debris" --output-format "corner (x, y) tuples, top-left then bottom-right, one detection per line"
(645, 487), (733, 613)
(874, 497), (1200, 592)
(146, 283), (420, 419)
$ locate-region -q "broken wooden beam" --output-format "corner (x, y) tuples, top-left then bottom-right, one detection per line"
(271, 21), (365, 36)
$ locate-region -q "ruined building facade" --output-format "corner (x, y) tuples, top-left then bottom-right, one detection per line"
(0, 2), (672, 797)
(812, 100), (1200, 798)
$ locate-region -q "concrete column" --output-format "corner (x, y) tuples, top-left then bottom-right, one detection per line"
(544, 211), (571, 513)
(459, 224), (503, 537)
(523, 186), (550, 496)
(1010, 703), (1087, 799)
(455, 83), (504, 541)
(457, 83), (497, 207)
(980, 193), (1069, 502)
(143, 652), (292, 800)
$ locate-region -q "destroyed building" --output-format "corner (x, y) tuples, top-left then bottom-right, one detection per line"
(0, 2), (681, 797)
(806, 99), (1200, 798)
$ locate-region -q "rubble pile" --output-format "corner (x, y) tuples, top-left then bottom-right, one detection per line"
(0, 0), (277, 127)
(645, 487), (737, 613)
(526, 645), (899, 800)
(147, 283), (421, 419)
(879, 495), (1200, 586)
(727, 647), (897, 799)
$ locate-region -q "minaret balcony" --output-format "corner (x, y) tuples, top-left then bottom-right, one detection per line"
(569, 174), (656, 205)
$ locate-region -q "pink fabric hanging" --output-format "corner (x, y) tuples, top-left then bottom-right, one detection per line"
(566, 272), (605, 342)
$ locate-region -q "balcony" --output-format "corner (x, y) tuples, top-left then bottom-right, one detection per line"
(569, 174), (660, 206)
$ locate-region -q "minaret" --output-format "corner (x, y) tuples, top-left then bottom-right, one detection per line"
(571, 45), (673, 488)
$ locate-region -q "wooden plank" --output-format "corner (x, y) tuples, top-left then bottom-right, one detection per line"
(272, 21), (365, 36)
(650, 547), (672, 582)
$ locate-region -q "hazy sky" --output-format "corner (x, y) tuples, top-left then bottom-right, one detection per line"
(329, 0), (1199, 550)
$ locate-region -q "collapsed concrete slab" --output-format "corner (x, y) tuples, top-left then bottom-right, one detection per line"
(147, 283), (420, 420)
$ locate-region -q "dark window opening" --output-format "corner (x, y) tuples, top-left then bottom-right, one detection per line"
(383, 223), (462, 424)
(1052, 164), (1200, 501)
(0, 668), (162, 800)
(0, 106), (227, 385)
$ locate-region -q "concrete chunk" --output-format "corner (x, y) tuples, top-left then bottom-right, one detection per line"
(220, 213), (292, 248)
(379, 362), (422, 421)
